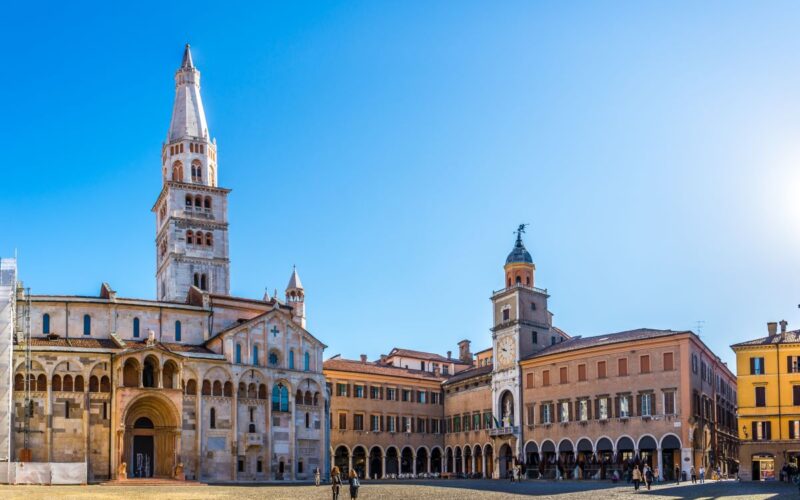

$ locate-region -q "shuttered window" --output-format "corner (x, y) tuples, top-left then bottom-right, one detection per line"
(578, 364), (587, 382)
(793, 385), (800, 406)
(750, 357), (765, 375)
(618, 358), (628, 377)
(526, 372), (534, 388)
(640, 355), (650, 374)
(542, 370), (550, 386)
(560, 367), (568, 384)
(755, 386), (766, 407)
(597, 361), (607, 378)
(663, 352), (674, 371)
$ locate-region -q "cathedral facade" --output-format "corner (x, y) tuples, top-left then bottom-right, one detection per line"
(0, 46), (327, 484)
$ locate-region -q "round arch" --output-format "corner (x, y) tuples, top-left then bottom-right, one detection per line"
(121, 392), (181, 478)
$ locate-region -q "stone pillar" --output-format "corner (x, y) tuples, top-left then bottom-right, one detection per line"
(46, 379), (52, 462)
(471, 454), (476, 475)
(657, 448), (663, 481)
(427, 454), (431, 474)
(365, 453), (371, 479)
(289, 391), (296, 480)
(462, 453), (467, 475)
(412, 453), (417, 475)
(83, 385), (90, 480)
(482, 454), (487, 478)
(348, 453), (353, 473)
(231, 390), (238, 480)
(441, 454), (446, 474)
(381, 454), (386, 479)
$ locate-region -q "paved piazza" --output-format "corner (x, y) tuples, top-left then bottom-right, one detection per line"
(0, 480), (796, 499)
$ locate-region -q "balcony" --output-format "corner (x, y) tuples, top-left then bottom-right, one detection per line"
(243, 433), (263, 447)
(489, 426), (518, 437)
(492, 283), (548, 297)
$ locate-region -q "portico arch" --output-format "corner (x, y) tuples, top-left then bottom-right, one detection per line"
(121, 392), (181, 479)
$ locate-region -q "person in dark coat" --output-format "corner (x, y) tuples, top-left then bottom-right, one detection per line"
(331, 466), (342, 500)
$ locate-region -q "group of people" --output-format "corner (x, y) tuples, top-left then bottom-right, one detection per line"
(328, 467), (361, 500)
(508, 464), (522, 482)
(630, 464), (656, 491)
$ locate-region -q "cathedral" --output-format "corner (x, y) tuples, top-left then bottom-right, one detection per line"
(0, 45), (327, 484)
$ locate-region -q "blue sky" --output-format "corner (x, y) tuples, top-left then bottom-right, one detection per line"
(3, 1), (800, 371)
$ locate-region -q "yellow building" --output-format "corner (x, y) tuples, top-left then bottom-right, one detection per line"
(731, 320), (800, 480)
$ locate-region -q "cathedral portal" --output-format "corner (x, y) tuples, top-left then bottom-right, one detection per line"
(121, 393), (181, 479)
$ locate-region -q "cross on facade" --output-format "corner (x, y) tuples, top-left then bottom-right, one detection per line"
(271, 326), (279, 338)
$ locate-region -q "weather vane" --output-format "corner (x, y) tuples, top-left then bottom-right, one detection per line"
(515, 224), (529, 241)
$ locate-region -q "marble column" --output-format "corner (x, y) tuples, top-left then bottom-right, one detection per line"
(426, 454), (431, 474)
(381, 454), (386, 479)
(656, 447), (663, 481)
(482, 454), (487, 478)
(412, 453), (417, 475)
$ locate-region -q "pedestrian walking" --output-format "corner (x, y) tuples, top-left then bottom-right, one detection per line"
(315, 467), (321, 487)
(331, 467), (342, 500)
(699, 466), (705, 484)
(632, 466), (642, 491)
(675, 465), (680, 484)
(644, 464), (653, 491)
(690, 466), (697, 484)
(348, 469), (360, 499)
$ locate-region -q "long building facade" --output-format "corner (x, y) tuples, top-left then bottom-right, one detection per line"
(327, 227), (739, 480)
(0, 46), (327, 484)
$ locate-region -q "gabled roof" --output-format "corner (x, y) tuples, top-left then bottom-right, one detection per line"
(323, 357), (446, 382)
(384, 348), (469, 365)
(731, 329), (800, 348)
(204, 307), (326, 348)
(28, 338), (119, 349)
(442, 364), (493, 385)
(522, 328), (689, 360)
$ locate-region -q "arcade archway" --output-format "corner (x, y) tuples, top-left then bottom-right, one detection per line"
(121, 393), (181, 478)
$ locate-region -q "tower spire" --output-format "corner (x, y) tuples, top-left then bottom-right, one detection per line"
(181, 44), (194, 69)
(168, 44), (209, 142)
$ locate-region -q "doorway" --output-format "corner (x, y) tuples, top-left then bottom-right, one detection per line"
(133, 435), (154, 478)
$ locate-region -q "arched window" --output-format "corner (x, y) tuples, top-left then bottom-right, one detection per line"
(304, 351), (310, 371)
(83, 315), (91, 336)
(175, 320), (182, 342)
(194, 195), (202, 208)
(272, 384), (289, 412)
(269, 351), (279, 366)
(305, 412), (310, 428)
(133, 317), (140, 338)
(193, 273), (200, 287)
(74, 375), (84, 392)
(205, 233), (213, 246)
(192, 160), (202, 182)
(204, 196), (211, 209)
(185, 194), (192, 207)
(210, 407), (216, 429)
(42, 314), (50, 334)
(252, 345), (259, 366)
(289, 350), (295, 370)
(187, 230), (194, 245)
(200, 274), (207, 290)
(172, 161), (183, 182)
(235, 344), (242, 364)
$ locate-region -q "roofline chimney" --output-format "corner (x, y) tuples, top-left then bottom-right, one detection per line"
(768, 322), (778, 337)
(780, 319), (788, 334)
(360, 354), (367, 364)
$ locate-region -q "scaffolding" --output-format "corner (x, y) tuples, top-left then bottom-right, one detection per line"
(0, 258), (17, 467)
(15, 285), (31, 455)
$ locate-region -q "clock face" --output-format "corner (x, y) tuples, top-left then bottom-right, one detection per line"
(497, 337), (515, 368)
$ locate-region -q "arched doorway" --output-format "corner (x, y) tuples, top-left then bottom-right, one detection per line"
(431, 448), (442, 474)
(596, 438), (614, 479)
(484, 445), (494, 478)
(541, 440), (556, 478)
(401, 447), (414, 474)
(499, 443), (513, 479)
(334, 446), (349, 477)
(352, 446), (367, 478)
(416, 448), (428, 474)
(576, 439), (593, 479)
(558, 440), (575, 478)
(385, 447), (399, 476)
(369, 447), (382, 479)
(474, 445), (483, 477)
(455, 447), (463, 475)
(464, 446), (473, 475)
(638, 436), (657, 468)
(445, 448), (453, 474)
(660, 434), (681, 481)
(121, 393), (181, 479)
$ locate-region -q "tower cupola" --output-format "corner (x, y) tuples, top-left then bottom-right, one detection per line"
(504, 224), (535, 288)
(286, 266), (306, 328)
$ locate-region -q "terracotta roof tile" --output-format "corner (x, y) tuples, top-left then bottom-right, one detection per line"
(324, 358), (446, 382)
(28, 338), (119, 349)
(731, 330), (800, 348)
(385, 348), (469, 365)
(443, 364), (493, 385)
(522, 328), (689, 360)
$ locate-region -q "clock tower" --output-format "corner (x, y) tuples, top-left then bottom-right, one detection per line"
(490, 225), (564, 476)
